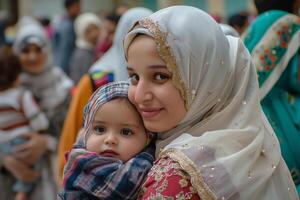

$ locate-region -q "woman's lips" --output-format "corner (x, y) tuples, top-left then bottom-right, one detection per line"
(100, 150), (119, 157)
(140, 108), (163, 119)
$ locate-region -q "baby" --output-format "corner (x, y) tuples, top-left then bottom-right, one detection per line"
(58, 81), (155, 200)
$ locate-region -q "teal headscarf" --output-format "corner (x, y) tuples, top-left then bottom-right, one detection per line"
(243, 10), (300, 194)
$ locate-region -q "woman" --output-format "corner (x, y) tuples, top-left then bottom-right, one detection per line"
(69, 13), (102, 84)
(0, 18), (73, 199)
(124, 6), (298, 199)
(243, 10), (300, 194)
(14, 18), (73, 139)
(57, 7), (153, 183)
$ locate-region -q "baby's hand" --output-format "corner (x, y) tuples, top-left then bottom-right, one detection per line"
(3, 155), (40, 182)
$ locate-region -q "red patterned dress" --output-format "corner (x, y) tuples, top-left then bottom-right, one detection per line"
(138, 155), (201, 200)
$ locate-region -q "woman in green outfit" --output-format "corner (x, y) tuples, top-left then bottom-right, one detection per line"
(243, 10), (300, 194)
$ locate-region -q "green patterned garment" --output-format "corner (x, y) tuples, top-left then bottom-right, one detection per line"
(243, 10), (300, 194)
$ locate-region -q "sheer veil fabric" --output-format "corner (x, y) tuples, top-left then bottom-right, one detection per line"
(124, 6), (298, 200)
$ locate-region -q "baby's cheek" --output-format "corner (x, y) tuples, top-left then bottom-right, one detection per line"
(86, 136), (100, 153)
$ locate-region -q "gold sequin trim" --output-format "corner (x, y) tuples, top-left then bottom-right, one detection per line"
(139, 18), (188, 109)
(179, 179), (189, 188)
(161, 149), (217, 200)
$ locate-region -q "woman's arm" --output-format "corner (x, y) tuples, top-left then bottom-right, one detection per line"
(139, 156), (201, 200)
(61, 149), (154, 200)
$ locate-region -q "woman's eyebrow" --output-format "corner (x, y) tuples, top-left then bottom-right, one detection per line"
(126, 66), (133, 71)
(148, 65), (167, 69)
(127, 65), (167, 71)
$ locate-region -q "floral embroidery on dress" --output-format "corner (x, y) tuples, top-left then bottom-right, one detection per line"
(138, 156), (200, 200)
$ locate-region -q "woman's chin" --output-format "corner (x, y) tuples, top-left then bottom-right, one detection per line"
(144, 122), (171, 133)
(24, 67), (44, 74)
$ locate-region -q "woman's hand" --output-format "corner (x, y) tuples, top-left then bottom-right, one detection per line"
(13, 132), (48, 165)
(3, 155), (40, 182)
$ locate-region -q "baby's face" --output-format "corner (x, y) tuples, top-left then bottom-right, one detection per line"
(86, 98), (147, 162)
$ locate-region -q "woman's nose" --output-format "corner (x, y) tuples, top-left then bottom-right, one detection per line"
(133, 80), (153, 104)
(28, 52), (37, 60)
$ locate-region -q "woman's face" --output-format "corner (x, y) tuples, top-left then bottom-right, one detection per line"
(19, 43), (47, 74)
(85, 24), (100, 46)
(127, 35), (187, 132)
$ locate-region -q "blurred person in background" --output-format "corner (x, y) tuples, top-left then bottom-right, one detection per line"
(36, 15), (54, 40)
(243, 0), (300, 195)
(12, 18), (73, 198)
(52, 0), (81, 75)
(69, 13), (102, 84)
(113, 2), (130, 16)
(0, 11), (10, 47)
(253, 0), (299, 14)
(57, 7), (153, 185)
(0, 46), (49, 200)
(228, 12), (249, 35)
(14, 18), (73, 141)
(95, 12), (120, 60)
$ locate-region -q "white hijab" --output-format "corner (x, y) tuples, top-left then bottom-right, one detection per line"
(74, 13), (102, 50)
(219, 23), (239, 37)
(89, 7), (153, 81)
(124, 6), (298, 200)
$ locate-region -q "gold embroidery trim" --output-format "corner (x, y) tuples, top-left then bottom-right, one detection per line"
(139, 18), (189, 109)
(161, 149), (217, 200)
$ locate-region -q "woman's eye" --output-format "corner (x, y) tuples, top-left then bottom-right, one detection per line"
(94, 126), (106, 134)
(121, 128), (134, 136)
(154, 73), (169, 81)
(22, 49), (29, 54)
(129, 74), (139, 85)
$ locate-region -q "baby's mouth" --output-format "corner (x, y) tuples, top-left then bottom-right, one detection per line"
(100, 150), (119, 157)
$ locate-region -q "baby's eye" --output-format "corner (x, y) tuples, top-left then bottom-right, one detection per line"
(154, 73), (170, 81)
(128, 74), (139, 85)
(121, 128), (134, 136)
(94, 126), (106, 134)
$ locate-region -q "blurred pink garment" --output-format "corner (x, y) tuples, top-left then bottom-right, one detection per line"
(44, 26), (54, 40)
(94, 37), (112, 60)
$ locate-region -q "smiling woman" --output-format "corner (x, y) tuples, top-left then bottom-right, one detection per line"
(123, 5), (299, 199)
(18, 43), (48, 74)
